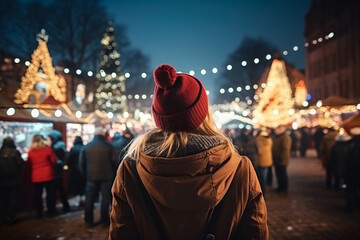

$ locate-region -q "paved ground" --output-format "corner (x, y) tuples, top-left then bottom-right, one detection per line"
(0, 149), (359, 239)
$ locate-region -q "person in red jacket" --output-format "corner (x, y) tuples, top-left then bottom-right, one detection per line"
(27, 134), (57, 218)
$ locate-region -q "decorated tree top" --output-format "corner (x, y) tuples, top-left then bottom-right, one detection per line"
(14, 29), (66, 104)
(253, 59), (294, 128)
(100, 22), (121, 74)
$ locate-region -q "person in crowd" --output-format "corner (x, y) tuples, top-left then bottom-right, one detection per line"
(27, 134), (57, 218)
(80, 127), (117, 226)
(234, 128), (258, 168)
(48, 130), (70, 212)
(0, 137), (24, 223)
(290, 129), (300, 157)
(299, 127), (310, 157)
(345, 127), (360, 211)
(256, 127), (273, 195)
(111, 128), (134, 166)
(313, 126), (325, 158)
(329, 130), (351, 190)
(273, 125), (292, 193)
(66, 136), (85, 206)
(109, 64), (268, 239)
(319, 128), (338, 189)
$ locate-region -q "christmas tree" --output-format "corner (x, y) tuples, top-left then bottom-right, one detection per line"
(14, 29), (66, 104)
(253, 59), (294, 128)
(95, 22), (127, 113)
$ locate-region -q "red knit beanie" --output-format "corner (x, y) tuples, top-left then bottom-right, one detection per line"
(152, 64), (209, 132)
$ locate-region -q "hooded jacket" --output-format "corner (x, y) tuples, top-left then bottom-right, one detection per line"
(109, 135), (268, 240)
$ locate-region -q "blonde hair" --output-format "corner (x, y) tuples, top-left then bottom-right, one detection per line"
(126, 111), (235, 159)
(30, 134), (46, 150)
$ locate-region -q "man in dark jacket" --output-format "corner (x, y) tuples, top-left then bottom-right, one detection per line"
(80, 127), (117, 226)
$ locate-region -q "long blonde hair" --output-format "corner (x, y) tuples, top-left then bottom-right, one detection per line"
(126, 110), (235, 159)
(30, 134), (46, 150)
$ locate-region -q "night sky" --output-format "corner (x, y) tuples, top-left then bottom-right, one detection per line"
(103, 0), (312, 98)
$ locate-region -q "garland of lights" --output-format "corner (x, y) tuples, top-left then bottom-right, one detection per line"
(9, 31), (337, 101)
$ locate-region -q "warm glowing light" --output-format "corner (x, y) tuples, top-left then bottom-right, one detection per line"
(111, 72), (117, 78)
(14, 40), (66, 104)
(201, 69), (206, 75)
(123, 111), (129, 118)
(7, 108), (15, 116)
(245, 85), (250, 91)
(228, 87), (234, 93)
(54, 109), (62, 117)
(310, 109), (317, 115)
(316, 100), (323, 107)
(206, 90), (210, 95)
(235, 97), (240, 102)
(302, 101), (309, 107)
(189, 70), (195, 76)
(134, 94), (139, 99)
(261, 83), (267, 88)
(273, 109), (279, 115)
(142, 94), (147, 99)
(328, 32), (334, 38)
(107, 112), (114, 119)
(237, 87), (242, 92)
(288, 109), (295, 115)
(75, 111), (82, 118)
(31, 109), (39, 118)
(253, 84), (258, 89)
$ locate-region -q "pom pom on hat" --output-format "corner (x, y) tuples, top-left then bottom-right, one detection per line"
(152, 64), (209, 131)
(154, 64), (177, 89)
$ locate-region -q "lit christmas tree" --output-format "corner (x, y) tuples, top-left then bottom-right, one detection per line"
(14, 29), (66, 104)
(253, 59), (294, 128)
(95, 22), (127, 114)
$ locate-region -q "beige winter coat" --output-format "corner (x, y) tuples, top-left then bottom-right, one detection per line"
(256, 135), (273, 168)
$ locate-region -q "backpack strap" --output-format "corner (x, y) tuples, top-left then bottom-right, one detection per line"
(130, 159), (168, 240)
(201, 192), (226, 240)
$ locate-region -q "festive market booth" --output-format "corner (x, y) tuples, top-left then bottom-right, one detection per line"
(295, 95), (358, 130)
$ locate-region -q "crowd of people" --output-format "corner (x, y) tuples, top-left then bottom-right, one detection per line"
(0, 127), (133, 225)
(228, 124), (360, 212)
